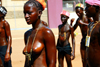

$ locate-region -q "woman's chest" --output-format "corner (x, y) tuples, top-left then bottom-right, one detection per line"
(59, 25), (70, 41)
(0, 22), (4, 33)
(27, 30), (44, 53)
(60, 25), (70, 33)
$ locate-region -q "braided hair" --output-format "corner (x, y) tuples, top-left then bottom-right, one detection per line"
(24, 0), (43, 11)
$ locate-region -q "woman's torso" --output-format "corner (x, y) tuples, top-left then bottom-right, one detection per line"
(0, 20), (7, 46)
(25, 26), (48, 67)
(58, 23), (71, 46)
(78, 17), (88, 38)
(88, 22), (100, 66)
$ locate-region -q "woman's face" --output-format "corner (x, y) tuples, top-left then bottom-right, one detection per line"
(75, 8), (83, 18)
(61, 14), (69, 24)
(23, 3), (39, 25)
(85, 4), (96, 17)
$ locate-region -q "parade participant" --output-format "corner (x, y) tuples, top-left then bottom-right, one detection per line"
(56, 10), (75, 67)
(23, 0), (56, 67)
(85, 0), (100, 67)
(72, 3), (89, 67)
(0, 6), (12, 67)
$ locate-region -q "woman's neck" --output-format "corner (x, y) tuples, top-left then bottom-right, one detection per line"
(32, 20), (41, 30)
(93, 10), (100, 23)
(0, 18), (4, 22)
(80, 13), (84, 19)
(62, 22), (67, 25)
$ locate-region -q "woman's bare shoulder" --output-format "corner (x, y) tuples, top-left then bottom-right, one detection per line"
(41, 25), (54, 35)
(3, 20), (9, 25)
(41, 21), (48, 26)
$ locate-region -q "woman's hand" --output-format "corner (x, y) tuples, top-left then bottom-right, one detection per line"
(5, 52), (10, 62)
(71, 52), (75, 60)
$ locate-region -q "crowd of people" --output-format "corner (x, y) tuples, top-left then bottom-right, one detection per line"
(0, 0), (100, 67)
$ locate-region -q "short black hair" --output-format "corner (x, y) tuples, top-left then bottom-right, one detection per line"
(75, 6), (83, 11)
(24, 0), (43, 11)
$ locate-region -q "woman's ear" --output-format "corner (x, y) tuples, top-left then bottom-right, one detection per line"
(38, 10), (42, 16)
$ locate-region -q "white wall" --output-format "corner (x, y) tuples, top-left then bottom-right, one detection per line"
(2, 0), (27, 11)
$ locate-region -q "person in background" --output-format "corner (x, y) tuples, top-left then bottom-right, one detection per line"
(56, 10), (75, 67)
(23, 0), (56, 67)
(85, 0), (100, 67)
(71, 3), (89, 67)
(0, 6), (12, 67)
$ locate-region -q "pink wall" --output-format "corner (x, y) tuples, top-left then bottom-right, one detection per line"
(47, 0), (62, 28)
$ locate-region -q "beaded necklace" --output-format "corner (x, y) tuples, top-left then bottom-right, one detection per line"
(25, 22), (42, 62)
(85, 21), (99, 47)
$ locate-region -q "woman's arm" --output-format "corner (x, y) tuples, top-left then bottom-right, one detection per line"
(78, 20), (88, 25)
(4, 21), (12, 62)
(70, 26), (75, 60)
(72, 19), (79, 31)
(44, 28), (56, 67)
(23, 30), (31, 54)
(57, 26), (60, 46)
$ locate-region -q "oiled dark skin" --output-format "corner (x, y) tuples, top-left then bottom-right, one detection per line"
(23, 2), (56, 67)
(0, 12), (12, 62)
(85, 3), (100, 67)
(57, 14), (75, 67)
(72, 7), (89, 67)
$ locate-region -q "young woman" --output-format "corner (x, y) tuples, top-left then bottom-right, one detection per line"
(85, 0), (100, 67)
(56, 10), (75, 67)
(23, 0), (56, 67)
(0, 6), (12, 67)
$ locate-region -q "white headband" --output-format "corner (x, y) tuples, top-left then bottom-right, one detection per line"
(0, 7), (7, 15)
